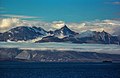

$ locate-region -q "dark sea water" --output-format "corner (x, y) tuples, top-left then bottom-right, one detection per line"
(0, 62), (120, 78)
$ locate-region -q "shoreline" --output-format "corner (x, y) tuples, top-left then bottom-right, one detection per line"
(0, 48), (120, 62)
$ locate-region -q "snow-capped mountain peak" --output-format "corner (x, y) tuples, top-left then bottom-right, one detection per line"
(53, 25), (78, 38)
(0, 25), (119, 45)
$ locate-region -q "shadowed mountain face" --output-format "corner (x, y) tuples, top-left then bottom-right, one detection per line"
(0, 25), (120, 45)
(36, 36), (63, 43)
(63, 30), (120, 44)
(0, 48), (120, 62)
(0, 26), (47, 41)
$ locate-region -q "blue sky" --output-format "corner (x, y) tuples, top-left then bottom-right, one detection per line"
(0, 0), (120, 22)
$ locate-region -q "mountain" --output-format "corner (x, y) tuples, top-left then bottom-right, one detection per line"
(0, 33), (2, 36)
(63, 30), (120, 44)
(0, 26), (47, 41)
(53, 25), (78, 38)
(79, 30), (112, 44)
(0, 25), (119, 45)
(112, 28), (120, 43)
(75, 30), (95, 38)
(36, 25), (78, 43)
(32, 26), (47, 35)
(0, 48), (120, 62)
(62, 30), (96, 43)
(90, 30), (119, 44)
(36, 36), (63, 43)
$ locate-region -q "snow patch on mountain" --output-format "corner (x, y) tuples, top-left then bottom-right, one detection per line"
(75, 30), (95, 38)
(15, 51), (30, 60)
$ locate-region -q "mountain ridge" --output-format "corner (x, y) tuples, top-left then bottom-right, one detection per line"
(0, 48), (120, 62)
(0, 25), (120, 45)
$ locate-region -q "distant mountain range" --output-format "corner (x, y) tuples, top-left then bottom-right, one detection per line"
(0, 25), (120, 45)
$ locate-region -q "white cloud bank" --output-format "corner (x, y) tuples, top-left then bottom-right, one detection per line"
(0, 18), (120, 36)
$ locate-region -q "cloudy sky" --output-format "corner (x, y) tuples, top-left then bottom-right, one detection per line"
(0, 0), (120, 34)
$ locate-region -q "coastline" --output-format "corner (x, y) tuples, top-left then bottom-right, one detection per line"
(0, 48), (120, 62)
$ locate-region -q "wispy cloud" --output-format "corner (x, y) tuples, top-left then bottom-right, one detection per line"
(0, 7), (5, 10)
(0, 11), (7, 13)
(112, 1), (120, 5)
(105, 1), (120, 5)
(0, 14), (40, 19)
(0, 7), (7, 13)
(115, 12), (120, 16)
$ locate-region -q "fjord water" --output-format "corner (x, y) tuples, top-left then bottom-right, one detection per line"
(0, 62), (120, 78)
(0, 42), (120, 54)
